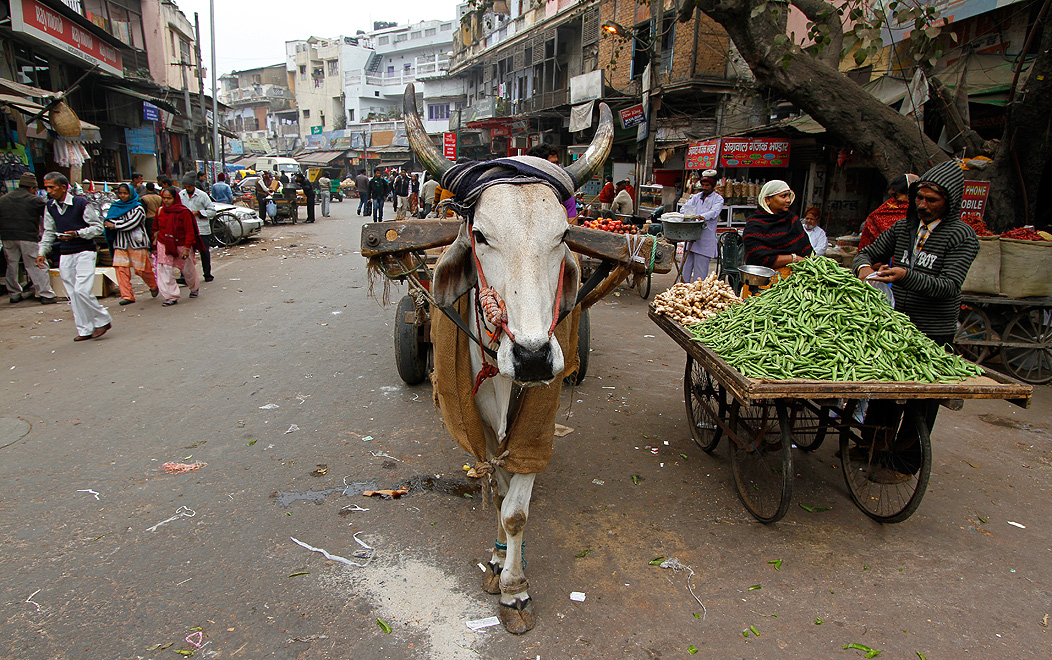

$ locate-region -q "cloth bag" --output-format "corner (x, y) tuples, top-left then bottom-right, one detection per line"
(962, 235), (1001, 296)
(999, 238), (1052, 298)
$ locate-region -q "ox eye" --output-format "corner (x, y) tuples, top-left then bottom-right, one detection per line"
(472, 230), (489, 245)
(561, 228), (569, 242)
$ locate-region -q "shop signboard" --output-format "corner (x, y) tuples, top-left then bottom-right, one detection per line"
(619, 104), (646, 129)
(124, 126), (156, 155)
(960, 181), (991, 224)
(10, 0), (123, 77)
(719, 138), (791, 167)
(310, 126), (323, 135)
(143, 102), (161, 122)
(443, 132), (457, 159)
(685, 139), (721, 170)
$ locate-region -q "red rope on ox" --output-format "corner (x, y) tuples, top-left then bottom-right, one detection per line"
(471, 361), (500, 396)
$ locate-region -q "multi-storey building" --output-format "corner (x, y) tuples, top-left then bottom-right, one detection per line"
(286, 36), (366, 140)
(219, 64), (299, 156)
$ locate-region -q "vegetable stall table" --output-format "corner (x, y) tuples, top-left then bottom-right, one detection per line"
(650, 309), (1033, 524)
(954, 294), (1052, 385)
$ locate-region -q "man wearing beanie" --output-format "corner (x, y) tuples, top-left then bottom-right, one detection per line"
(1, 172), (57, 304)
(179, 172), (216, 282)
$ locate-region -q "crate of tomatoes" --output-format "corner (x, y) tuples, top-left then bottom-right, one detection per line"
(581, 216), (643, 235)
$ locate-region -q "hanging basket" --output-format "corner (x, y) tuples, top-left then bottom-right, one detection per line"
(49, 101), (82, 138)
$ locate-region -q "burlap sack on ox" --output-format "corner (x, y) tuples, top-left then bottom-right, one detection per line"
(962, 235), (1001, 295)
(431, 295), (580, 474)
(999, 238), (1052, 299)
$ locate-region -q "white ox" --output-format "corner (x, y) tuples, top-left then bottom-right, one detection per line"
(404, 84), (613, 633)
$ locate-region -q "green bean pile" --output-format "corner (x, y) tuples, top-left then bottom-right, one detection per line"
(688, 257), (982, 382)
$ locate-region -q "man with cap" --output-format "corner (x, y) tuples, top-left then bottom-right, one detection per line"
(1, 172), (57, 304)
(36, 172), (112, 340)
(679, 169), (724, 282)
(180, 172), (216, 282)
(852, 160), (979, 483)
(598, 175), (615, 211)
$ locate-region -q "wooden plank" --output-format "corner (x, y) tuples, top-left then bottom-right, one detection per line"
(361, 220), (674, 274)
(648, 308), (1034, 406)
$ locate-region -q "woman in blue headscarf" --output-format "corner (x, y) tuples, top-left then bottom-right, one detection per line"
(104, 183), (157, 304)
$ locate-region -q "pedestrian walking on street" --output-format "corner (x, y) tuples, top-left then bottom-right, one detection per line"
(421, 175), (438, 218)
(295, 172), (316, 223)
(598, 175), (615, 211)
(130, 172), (146, 197)
(393, 170), (410, 220)
(154, 187), (203, 306)
(103, 183), (158, 305)
(256, 173), (273, 221)
(369, 168), (389, 222)
(355, 169), (369, 215)
(318, 173), (331, 217)
(211, 172), (234, 204)
(180, 173), (216, 282)
(36, 172), (112, 341)
(409, 173), (420, 215)
(1, 172), (57, 304)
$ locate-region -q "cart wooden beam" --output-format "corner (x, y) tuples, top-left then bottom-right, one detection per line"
(361, 220), (674, 274)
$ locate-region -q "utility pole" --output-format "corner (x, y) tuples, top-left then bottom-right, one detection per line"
(194, 12), (209, 167)
(642, 0), (663, 189)
(210, 0), (219, 170)
(181, 63), (198, 162)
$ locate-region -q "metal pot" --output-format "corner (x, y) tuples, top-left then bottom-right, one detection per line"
(738, 264), (778, 289)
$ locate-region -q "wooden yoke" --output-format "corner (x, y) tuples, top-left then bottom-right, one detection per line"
(361, 219), (674, 275)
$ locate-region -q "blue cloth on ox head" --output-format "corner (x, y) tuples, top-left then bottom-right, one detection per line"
(439, 156), (576, 221)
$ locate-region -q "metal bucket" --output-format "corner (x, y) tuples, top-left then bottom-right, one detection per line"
(661, 217), (706, 242)
(739, 264), (778, 298)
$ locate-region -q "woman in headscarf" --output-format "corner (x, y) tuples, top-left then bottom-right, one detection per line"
(743, 180), (813, 273)
(858, 174), (919, 249)
(103, 183), (157, 305)
(154, 186), (203, 307)
(679, 169), (724, 282)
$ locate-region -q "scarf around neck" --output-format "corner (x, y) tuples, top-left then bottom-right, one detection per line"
(106, 187), (141, 219)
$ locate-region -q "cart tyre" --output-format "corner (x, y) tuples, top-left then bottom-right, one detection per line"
(684, 356), (723, 452)
(1001, 308), (1052, 384)
(840, 403), (931, 523)
(211, 214), (240, 247)
(954, 305), (995, 364)
(574, 309), (590, 385)
(790, 402), (827, 451)
(729, 400), (793, 523)
(636, 272), (652, 299)
(394, 295), (428, 385)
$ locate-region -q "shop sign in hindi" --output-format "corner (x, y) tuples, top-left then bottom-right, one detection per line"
(619, 104), (646, 129)
(685, 139), (721, 170)
(719, 138), (791, 167)
(11, 0), (123, 77)
(960, 181), (991, 223)
(443, 132), (457, 159)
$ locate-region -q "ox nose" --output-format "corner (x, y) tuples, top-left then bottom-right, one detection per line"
(511, 341), (553, 382)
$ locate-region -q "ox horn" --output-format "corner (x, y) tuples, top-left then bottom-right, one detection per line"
(403, 83), (453, 179)
(564, 102), (614, 188)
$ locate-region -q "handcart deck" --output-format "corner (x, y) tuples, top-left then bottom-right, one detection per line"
(650, 309), (1033, 524)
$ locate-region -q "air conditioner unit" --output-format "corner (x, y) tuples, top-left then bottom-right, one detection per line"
(513, 136), (528, 149)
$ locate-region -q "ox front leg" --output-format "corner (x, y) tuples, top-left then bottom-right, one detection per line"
(498, 472), (537, 634)
(483, 470), (510, 595)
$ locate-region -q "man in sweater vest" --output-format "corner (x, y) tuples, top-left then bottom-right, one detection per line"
(36, 172), (112, 341)
(851, 160), (978, 483)
(1, 172), (56, 304)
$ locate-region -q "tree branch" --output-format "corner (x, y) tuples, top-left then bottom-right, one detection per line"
(789, 0), (844, 67)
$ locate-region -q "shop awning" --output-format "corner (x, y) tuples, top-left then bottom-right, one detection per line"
(296, 150), (347, 166)
(101, 85), (182, 115)
(0, 93), (46, 114)
(0, 77), (58, 101)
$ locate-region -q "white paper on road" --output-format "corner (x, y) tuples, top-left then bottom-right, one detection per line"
(466, 616), (500, 630)
(570, 591), (586, 602)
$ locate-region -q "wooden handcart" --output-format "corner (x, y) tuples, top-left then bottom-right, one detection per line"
(651, 310), (1033, 524)
(361, 219), (675, 386)
(954, 293), (1052, 384)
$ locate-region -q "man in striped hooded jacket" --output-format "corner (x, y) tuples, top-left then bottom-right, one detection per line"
(850, 160), (979, 483)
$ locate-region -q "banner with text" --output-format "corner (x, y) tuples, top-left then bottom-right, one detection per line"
(443, 132), (457, 159)
(685, 139), (721, 170)
(960, 181), (991, 224)
(719, 138), (791, 167)
(619, 104), (646, 129)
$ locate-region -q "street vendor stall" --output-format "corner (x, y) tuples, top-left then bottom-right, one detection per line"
(650, 257), (1032, 524)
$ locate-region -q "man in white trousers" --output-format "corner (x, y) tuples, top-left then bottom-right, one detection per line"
(36, 172), (112, 341)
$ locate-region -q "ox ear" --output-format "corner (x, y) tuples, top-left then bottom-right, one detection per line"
(560, 244), (581, 319)
(433, 224), (477, 306)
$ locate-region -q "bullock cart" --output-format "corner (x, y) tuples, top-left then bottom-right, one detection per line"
(650, 309), (1033, 524)
(361, 219), (675, 386)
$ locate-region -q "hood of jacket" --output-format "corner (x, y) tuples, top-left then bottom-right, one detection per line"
(909, 159), (964, 224)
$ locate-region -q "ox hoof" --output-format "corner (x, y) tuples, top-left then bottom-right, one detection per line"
(499, 598), (535, 634)
(482, 563), (502, 595)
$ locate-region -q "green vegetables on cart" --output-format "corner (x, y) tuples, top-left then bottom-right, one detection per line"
(687, 257), (982, 383)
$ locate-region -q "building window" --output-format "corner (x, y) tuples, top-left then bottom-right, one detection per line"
(395, 33), (408, 43)
(299, 65), (306, 80)
(387, 66), (395, 77)
(411, 32), (422, 40)
(440, 23), (452, 31)
(327, 60), (339, 77)
(302, 109), (310, 119)
(179, 38), (191, 64)
(428, 103), (450, 121)
(425, 28), (436, 37)
(404, 63), (412, 72)
(378, 36), (389, 45)
(252, 74), (262, 83)
(348, 109), (355, 122)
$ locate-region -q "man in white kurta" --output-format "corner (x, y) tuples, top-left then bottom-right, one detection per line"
(679, 171), (724, 282)
(803, 209), (828, 256)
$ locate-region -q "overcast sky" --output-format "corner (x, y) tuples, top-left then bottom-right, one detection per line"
(172, 0), (464, 78)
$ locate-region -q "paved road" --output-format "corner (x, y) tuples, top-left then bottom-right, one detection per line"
(1, 199), (1049, 659)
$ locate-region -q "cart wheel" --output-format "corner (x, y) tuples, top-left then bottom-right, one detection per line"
(840, 402), (931, 523)
(684, 356), (723, 452)
(954, 305), (995, 364)
(636, 272), (652, 299)
(394, 295), (428, 385)
(728, 400), (793, 523)
(790, 402), (828, 451)
(1001, 308), (1052, 384)
(210, 214), (240, 247)
(574, 309), (590, 385)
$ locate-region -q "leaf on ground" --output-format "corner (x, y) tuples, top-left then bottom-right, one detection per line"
(749, 625), (760, 636)
(679, 453), (689, 460)
(815, 617), (824, 624)
(748, 584), (762, 591)
(287, 571), (310, 578)
(247, 439), (257, 446)
(693, 612), (701, 619)
(575, 549), (592, 558)
(649, 556), (666, 565)
(768, 559), (783, 570)
(688, 645), (698, 654)
(844, 642), (881, 657)
(377, 618), (392, 634)
(917, 653), (928, 660)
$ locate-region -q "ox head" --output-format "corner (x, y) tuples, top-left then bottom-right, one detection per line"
(404, 84), (613, 384)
